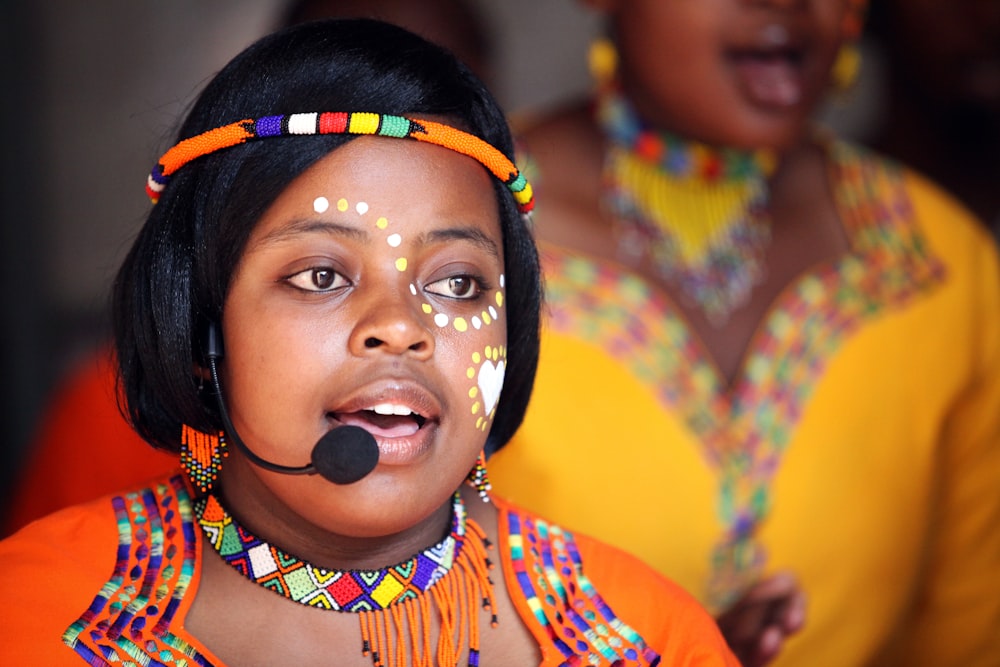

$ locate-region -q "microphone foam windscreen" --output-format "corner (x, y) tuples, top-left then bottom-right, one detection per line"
(311, 425), (379, 485)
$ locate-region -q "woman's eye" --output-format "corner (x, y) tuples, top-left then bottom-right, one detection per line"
(286, 267), (349, 292)
(425, 275), (482, 300)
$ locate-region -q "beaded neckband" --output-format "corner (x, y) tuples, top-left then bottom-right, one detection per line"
(145, 112), (534, 213)
(196, 490), (496, 666)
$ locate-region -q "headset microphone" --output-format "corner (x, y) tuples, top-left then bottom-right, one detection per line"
(204, 323), (379, 485)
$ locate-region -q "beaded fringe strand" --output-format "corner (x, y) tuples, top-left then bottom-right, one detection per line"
(359, 518), (496, 667)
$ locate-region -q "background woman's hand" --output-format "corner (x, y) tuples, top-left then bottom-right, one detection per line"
(715, 572), (806, 667)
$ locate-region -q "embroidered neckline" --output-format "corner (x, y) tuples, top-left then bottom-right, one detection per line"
(539, 137), (946, 610)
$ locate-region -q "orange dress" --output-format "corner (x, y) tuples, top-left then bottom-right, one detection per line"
(0, 473), (738, 666)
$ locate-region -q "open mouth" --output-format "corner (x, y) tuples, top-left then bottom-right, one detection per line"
(727, 46), (806, 108)
(331, 404), (429, 438)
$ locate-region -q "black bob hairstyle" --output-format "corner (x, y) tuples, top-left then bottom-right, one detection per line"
(112, 18), (541, 458)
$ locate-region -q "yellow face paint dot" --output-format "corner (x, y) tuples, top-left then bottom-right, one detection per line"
(376, 217), (388, 229)
(466, 367), (475, 379)
(495, 291), (503, 307)
(472, 352), (481, 364)
(337, 198), (349, 212)
(395, 258), (407, 272)
(476, 417), (484, 429)
(471, 402), (481, 415)
(469, 387), (479, 398)
(453, 318), (468, 332)
(422, 303), (433, 314)
(481, 311), (491, 325)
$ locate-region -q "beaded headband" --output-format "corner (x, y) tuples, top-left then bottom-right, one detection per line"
(146, 112), (534, 213)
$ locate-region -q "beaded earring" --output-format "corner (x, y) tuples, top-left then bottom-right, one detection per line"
(832, 0), (869, 92)
(466, 451), (492, 503)
(180, 424), (228, 494)
(831, 42), (862, 92)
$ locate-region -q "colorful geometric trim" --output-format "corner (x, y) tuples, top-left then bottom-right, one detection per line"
(145, 112), (534, 213)
(505, 509), (661, 666)
(63, 475), (212, 666)
(195, 492), (467, 613)
(540, 138), (946, 610)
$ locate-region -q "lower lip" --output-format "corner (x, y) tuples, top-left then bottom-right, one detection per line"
(372, 422), (437, 466)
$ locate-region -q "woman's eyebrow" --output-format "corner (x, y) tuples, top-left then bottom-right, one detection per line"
(420, 226), (500, 259)
(253, 219), (370, 247)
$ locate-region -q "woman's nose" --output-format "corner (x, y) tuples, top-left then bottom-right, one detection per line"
(348, 289), (435, 360)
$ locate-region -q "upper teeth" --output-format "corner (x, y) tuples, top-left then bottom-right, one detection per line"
(372, 403), (414, 416)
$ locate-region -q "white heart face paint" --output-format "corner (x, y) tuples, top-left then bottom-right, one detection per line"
(477, 357), (505, 416)
(467, 345), (507, 432)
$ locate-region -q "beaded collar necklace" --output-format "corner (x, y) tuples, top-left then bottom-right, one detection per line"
(596, 85), (777, 326)
(195, 491), (496, 666)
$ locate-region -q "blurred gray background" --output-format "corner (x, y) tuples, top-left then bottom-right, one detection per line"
(0, 0), (601, 508)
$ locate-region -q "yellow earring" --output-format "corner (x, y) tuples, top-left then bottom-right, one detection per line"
(588, 37), (618, 88)
(831, 42), (862, 92)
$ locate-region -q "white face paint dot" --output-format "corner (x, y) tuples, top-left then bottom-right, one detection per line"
(489, 306), (498, 320)
(387, 233), (402, 248)
(313, 197), (329, 213)
(472, 317), (482, 330)
(500, 274), (505, 288)
(434, 313), (449, 327)
(409, 283), (417, 295)
(355, 201), (369, 215)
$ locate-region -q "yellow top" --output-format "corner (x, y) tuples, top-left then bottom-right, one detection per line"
(490, 141), (1000, 666)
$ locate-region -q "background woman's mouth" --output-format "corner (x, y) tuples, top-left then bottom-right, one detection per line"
(729, 50), (805, 109)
